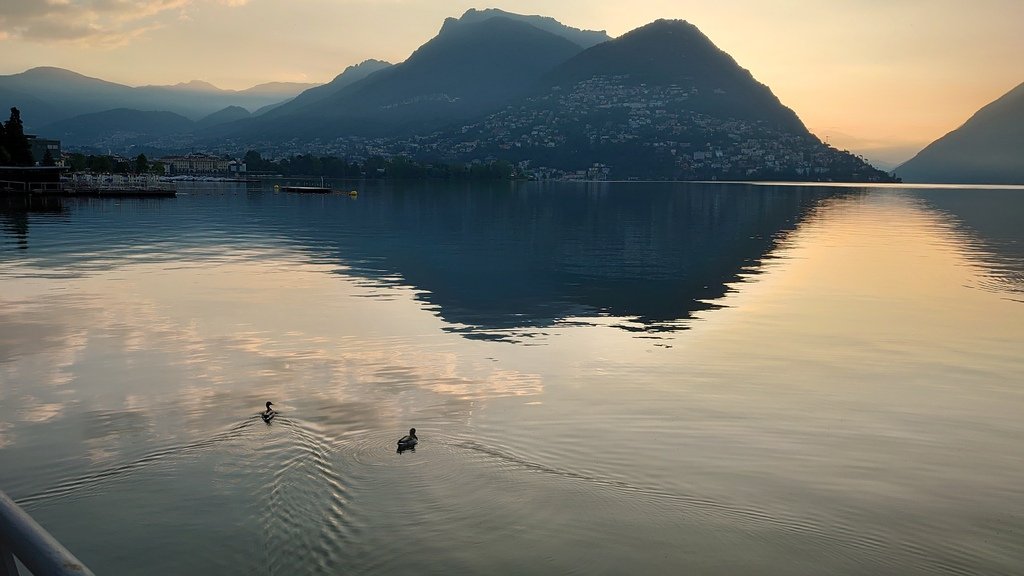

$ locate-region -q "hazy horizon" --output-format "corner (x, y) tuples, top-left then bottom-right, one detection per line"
(2, 1), (1022, 165)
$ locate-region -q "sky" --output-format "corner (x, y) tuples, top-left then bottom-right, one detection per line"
(1, 0), (1022, 164)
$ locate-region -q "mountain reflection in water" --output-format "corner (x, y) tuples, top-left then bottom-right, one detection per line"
(240, 182), (846, 340)
(1, 182), (843, 341)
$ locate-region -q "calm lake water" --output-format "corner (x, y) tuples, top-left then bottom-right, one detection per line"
(1, 181), (1022, 575)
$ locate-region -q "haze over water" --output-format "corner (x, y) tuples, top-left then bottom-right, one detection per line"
(1, 182), (1022, 575)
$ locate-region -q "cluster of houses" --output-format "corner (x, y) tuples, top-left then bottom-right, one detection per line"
(417, 75), (880, 179)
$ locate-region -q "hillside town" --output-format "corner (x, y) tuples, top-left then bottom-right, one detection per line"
(212, 75), (892, 182)
(6, 74), (894, 183)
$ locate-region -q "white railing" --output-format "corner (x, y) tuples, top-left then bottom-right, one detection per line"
(0, 490), (95, 576)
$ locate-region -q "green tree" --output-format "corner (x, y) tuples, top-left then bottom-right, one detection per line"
(243, 150), (264, 171)
(134, 153), (149, 174)
(4, 107), (34, 166)
(42, 149), (56, 166)
(68, 153), (88, 172)
(86, 154), (113, 173)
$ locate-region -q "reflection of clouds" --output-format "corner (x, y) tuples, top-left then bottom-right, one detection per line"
(0, 256), (545, 462)
(0, 422), (11, 448)
(218, 329), (544, 401)
(423, 368), (543, 398)
(83, 409), (151, 440)
(81, 409), (153, 465)
(19, 398), (64, 423)
(0, 304), (74, 364)
(0, 298), (97, 392)
(83, 445), (119, 466)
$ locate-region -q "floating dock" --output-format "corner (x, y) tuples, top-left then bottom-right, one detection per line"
(278, 185), (358, 196)
(60, 174), (175, 197)
(280, 186), (334, 193)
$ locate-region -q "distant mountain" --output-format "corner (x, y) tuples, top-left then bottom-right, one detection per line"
(0, 86), (59, 127)
(0, 68), (143, 129)
(196, 106), (251, 129)
(258, 59), (392, 118)
(223, 16), (585, 139)
(897, 82), (1024, 184)
(242, 81), (324, 97)
(0, 67), (318, 128)
(440, 8), (610, 48)
(145, 80), (222, 92)
(40, 103), (253, 150)
(39, 108), (194, 148)
(134, 80), (319, 114)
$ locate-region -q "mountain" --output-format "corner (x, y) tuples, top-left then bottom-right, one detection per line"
(204, 17), (889, 182)
(897, 82), (1024, 184)
(0, 67), (318, 128)
(0, 68), (142, 128)
(134, 80), (320, 114)
(542, 19), (805, 132)
(146, 80), (222, 92)
(196, 106), (251, 129)
(440, 8), (610, 48)
(39, 108), (194, 148)
(242, 81), (324, 97)
(387, 19), (890, 181)
(258, 59), (392, 117)
(223, 16), (586, 139)
(41, 104), (251, 150)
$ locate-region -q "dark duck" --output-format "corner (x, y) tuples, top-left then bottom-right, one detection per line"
(397, 428), (418, 451)
(261, 401), (275, 422)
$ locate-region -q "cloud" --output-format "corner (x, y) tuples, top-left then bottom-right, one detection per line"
(0, 0), (240, 46)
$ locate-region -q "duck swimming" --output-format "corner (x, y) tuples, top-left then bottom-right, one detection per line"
(397, 428), (418, 450)
(261, 401), (275, 422)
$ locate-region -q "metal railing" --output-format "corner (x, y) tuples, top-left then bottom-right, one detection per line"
(0, 181), (64, 193)
(0, 491), (95, 576)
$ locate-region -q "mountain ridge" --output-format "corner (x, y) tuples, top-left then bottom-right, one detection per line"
(220, 16), (586, 139)
(257, 59), (393, 119)
(897, 82), (1024, 184)
(379, 19), (886, 181)
(39, 108), (195, 148)
(439, 8), (610, 48)
(0, 66), (320, 127)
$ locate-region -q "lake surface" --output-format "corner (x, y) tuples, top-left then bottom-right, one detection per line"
(1, 181), (1022, 575)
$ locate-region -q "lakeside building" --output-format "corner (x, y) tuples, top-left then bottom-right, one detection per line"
(158, 153), (232, 175)
(26, 136), (62, 166)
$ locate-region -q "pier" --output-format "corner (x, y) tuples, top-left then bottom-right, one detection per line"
(0, 168), (176, 198)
